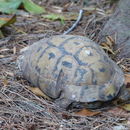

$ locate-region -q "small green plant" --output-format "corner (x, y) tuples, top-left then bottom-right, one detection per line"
(0, 0), (45, 38)
(0, 0), (45, 14)
(43, 13), (65, 24)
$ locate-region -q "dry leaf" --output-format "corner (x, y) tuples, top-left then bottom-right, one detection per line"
(62, 113), (71, 119)
(101, 45), (115, 54)
(100, 36), (115, 54)
(2, 79), (8, 87)
(106, 36), (115, 47)
(28, 87), (51, 100)
(121, 104), (130, 112)
(75, 108), (100, 116)
(120, 64), (130, 72)
(0, 14), (16, 28)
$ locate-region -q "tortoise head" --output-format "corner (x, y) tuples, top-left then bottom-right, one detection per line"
(117, 84), (130, 102)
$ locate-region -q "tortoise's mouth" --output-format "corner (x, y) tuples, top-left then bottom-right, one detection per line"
(112, 84), (130, 105)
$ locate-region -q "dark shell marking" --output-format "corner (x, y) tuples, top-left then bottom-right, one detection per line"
(17, 35), (125, 107)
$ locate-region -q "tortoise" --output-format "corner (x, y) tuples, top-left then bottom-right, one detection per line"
(17, 35), (130, 109)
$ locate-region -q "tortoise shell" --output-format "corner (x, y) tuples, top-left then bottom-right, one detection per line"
(17, 35), (125, 108)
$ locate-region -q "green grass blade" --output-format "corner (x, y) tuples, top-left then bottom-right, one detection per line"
(0, 0), (22, 14)
(22, 0), (45, 14)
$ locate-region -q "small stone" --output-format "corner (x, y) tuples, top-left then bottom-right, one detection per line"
(113, 125), (128, 130)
